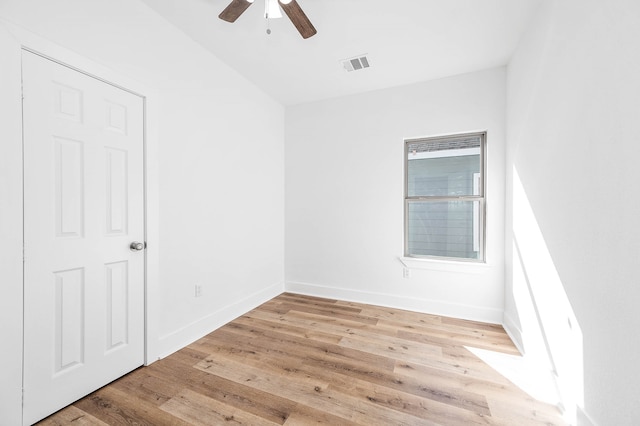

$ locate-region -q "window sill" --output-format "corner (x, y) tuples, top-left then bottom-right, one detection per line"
(399, 256), (490, 274)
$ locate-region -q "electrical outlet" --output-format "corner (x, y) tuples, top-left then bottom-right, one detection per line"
(194, 284), (203, 298)
(403, 268), (411, 279)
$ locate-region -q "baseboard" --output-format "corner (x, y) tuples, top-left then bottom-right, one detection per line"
(576, 406), (597, 426)
(285, 281), (503, 324)
(156, 282), (283, 360)
(502, 311), (524, 355)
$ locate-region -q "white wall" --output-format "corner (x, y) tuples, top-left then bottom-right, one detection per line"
(285, 68), (506, 323)
(505, 0), (640, 424)
(0, 1), (284, 423)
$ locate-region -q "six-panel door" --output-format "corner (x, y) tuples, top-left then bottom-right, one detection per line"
(22, 50), (145, 425)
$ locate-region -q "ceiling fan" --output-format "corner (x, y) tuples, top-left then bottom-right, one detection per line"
(219, 0), (317, 39)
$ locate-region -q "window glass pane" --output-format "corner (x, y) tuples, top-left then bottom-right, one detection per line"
(407, 200), (481, 260)
(407, 136), (481, 197)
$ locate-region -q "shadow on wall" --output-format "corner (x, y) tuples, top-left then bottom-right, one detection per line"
(510, 166), (584, 425)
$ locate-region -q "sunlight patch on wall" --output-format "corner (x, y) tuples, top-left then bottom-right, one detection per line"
(511, 166), (584, 424)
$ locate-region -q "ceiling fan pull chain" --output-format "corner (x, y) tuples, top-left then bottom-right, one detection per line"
(265, 0), (278, 34)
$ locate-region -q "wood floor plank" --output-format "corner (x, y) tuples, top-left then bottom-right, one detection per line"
(393, 358), (561, 422)
(276, 293), (363, 313)
(38, 292), (566, 426)
(392, 343), (520, 385)
(215, 320), (398, 372)
(381, 317), (516, 343)
(297, 351), (491, 416)
(247, 308), (406, 347)
(195, 353), (431, 425)
(486, 399), (567, 426)
(394, 360), (515, 397)
(196, 326), (489, 422)
(394, 323), (520, 355)
(282, 410), (362, 426)
(333, 383), (485, 426)
(356, 305), (443, 326)
(441, 316), (507, 332)
(37, 406), (109, 426)
(338, 334), (442, 365)
(246, 308), (373, 336)
(109, 369), (182, 406)
(160, 388), (281, 425)
(148, 351), (297, 424)
(73, 386), (191, 426)
(281, 292), (338, 304)
(269, 302), (380, 325)
(233, 314), (344, 344)
(293, 361), (492, 425)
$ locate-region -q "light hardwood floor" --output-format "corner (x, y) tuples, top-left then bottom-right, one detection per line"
(38, 293), (566, 425)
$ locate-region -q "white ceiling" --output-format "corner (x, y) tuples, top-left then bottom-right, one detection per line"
(141, 0), (541, 105)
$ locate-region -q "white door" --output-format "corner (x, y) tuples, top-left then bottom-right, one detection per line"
(22, 50), (145, 425)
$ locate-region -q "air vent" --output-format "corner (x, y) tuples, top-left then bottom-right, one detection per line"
(342, 55), (370, 72)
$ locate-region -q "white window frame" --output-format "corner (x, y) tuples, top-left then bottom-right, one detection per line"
(404, 132), (487, 263)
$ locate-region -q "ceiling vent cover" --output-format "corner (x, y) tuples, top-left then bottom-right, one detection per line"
(342, 55), (370, 72)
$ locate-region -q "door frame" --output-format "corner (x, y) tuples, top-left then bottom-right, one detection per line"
(0, 19), (161, 425)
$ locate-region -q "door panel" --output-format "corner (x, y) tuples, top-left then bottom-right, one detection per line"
(54, 268), (85, 373)
(105, 260), (130, 351)
(106, 148), (129, 235)
(54, 137), (85, 238)
(22, 50), (145, 425)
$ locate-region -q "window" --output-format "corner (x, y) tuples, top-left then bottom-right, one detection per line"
(404, 132), (486, 262)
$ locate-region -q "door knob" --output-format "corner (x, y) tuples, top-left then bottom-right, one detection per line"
(130, 241), (145, 251)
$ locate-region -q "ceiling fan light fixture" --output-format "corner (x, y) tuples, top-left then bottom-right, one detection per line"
(219, 0), (316, 39)
(265, 0), (282, 19)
